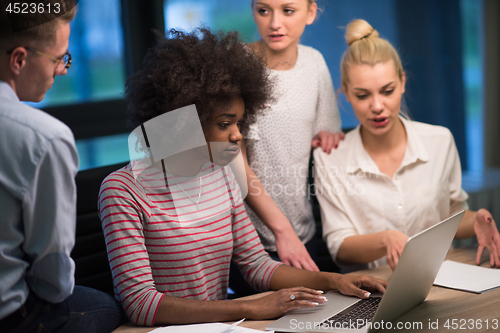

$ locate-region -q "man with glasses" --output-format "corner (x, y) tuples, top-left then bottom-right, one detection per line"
(0, 1), (127, 331)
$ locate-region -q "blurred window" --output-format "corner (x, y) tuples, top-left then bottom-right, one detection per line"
(25, 0), (129, 170)
(27, 0), (126, 108)
(461, 0), (483, 172)
(29, 1), (483, 172)
(76, 133), (129, 171)
(164, 0), (257, 41)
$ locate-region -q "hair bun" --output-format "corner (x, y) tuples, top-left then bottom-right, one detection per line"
(345, 19), (379, 46)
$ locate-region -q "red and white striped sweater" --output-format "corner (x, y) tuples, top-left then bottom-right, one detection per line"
(98, 161), (281, 326)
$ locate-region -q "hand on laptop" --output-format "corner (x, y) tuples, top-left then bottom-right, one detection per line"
(474, 209), (500, 267)
(245, 287), (327, 320)
(335, 274), (387, 299)
(247, 276), (387, 320)
(382, 230), (409, 271)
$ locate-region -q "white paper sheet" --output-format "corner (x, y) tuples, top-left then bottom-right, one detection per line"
(434, 260), (500, 293)
(148, 319), (273, 333)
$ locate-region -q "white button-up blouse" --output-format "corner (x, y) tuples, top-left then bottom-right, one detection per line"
(314, 116), (468, 270)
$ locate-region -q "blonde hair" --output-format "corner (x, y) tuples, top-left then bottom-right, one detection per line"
(340, 19), (404, 91)
(251, 0), (316, 7)
(0, 0), (77, 52)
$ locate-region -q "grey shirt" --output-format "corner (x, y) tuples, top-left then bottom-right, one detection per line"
(245, 45), (341, 251)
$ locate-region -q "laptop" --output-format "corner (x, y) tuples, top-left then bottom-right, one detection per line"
(266, 210), (465, 332)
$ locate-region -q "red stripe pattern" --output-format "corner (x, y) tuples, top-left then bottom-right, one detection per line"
(98, 162), (281, 326)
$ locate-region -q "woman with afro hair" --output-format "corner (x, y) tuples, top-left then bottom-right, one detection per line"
(98, 28), (386, 327)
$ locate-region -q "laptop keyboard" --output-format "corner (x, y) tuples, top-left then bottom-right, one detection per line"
(321, 297), (382, 326)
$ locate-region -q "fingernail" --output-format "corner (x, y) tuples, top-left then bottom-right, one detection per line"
(316, 290), (324, 294)
(320, 296), (328, 301)
(311, 302), (319, 306)
(364, 292), (371, 298)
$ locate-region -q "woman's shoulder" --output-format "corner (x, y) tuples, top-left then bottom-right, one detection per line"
(404, 119), (457, 157)
(298, 44), (326, 62)
(296, 45), (329, 76)
(406, 119), (453, 140)
(298, 44), (321, 55)
(313, 129), (359, 166)
(100, 163), (144, 193)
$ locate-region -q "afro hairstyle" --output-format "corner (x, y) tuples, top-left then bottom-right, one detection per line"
(126, 28), (274, 135)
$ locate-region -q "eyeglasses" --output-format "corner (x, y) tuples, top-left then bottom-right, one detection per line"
(26, 47), (72, 69)
(6, 47), (72, 69)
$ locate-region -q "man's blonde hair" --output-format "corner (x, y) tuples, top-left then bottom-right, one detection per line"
(0, 0), (77, 52)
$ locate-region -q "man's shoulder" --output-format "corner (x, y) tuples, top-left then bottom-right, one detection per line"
(0, 99), (73, 142)
(0, 100), (78, 202)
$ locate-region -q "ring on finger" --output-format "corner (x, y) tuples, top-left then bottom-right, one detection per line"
(290, 294), (295, 301)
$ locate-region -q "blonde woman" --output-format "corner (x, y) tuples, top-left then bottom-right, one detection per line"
(241, 0), (344, 271)
(314, 19), (500, 272)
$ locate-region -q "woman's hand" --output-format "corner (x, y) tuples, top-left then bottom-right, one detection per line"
(246, 278), (387, 320)
(474, 209), (500, 267)
(245, 287), (326, 320)
(312, 131), (345, 154)
(335, 274), (387, 299)
(382, 230), (409, 271)
(275, 228), (319, 271)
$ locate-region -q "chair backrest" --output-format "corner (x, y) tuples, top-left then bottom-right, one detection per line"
(72, 162), (127, 295)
